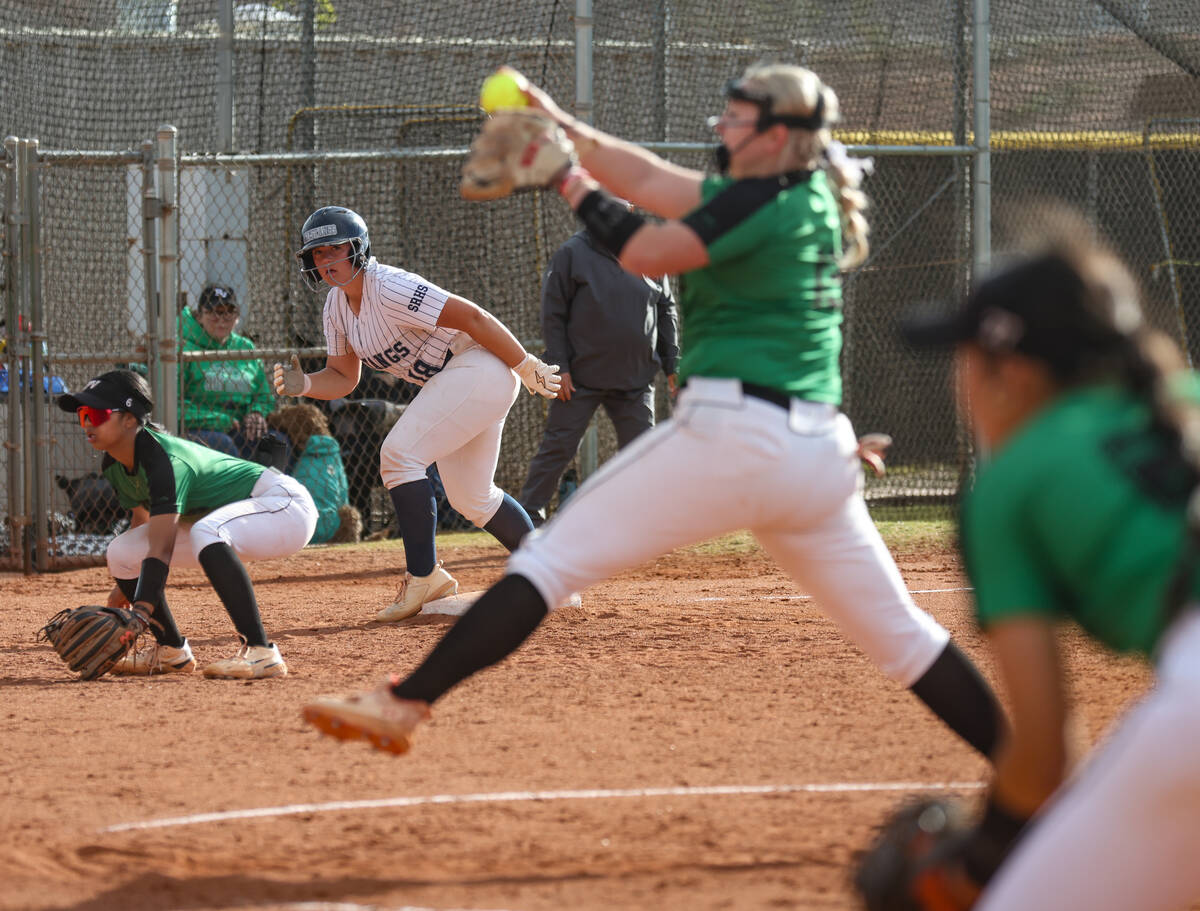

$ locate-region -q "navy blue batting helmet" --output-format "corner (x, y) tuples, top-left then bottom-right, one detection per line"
(296, 206), (371, 291)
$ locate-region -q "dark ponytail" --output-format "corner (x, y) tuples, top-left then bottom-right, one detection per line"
(1051, 245), (1200, 626)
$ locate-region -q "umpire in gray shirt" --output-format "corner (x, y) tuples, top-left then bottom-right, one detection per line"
(518, 226), (679, 524)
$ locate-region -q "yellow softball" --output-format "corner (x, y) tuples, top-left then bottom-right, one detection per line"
(479, 68), (529, 113)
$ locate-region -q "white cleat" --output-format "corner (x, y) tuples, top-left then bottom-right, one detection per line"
(377, 561), (458, 622)
(302, 678), (431, 755)
(111, 639), (196, 675)
(202, 642), (287, 679)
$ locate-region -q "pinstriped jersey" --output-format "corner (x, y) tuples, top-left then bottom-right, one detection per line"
(322, 258), (459, 387)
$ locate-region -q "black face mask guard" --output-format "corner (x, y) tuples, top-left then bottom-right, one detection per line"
(711, 78), (826, 175)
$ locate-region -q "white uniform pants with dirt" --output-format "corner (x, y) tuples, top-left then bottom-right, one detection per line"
(976, 609), (1200, 911)
(379, 343), (520, 527)
(508, 377), (949, 686)
(107, 470), (318, 577)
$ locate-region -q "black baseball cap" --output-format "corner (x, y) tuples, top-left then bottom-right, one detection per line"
(56, 371), (152, 420)
(197, 283), (237, 311)
(900, 251), (1136, 361)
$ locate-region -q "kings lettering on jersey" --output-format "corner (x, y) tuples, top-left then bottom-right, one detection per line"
(361, 341), (451, 384)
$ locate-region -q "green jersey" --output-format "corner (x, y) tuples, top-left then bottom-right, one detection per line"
(102, 426), (265, 519)
(962, 383), (1199, 655)
(180, 308), (276, 433)
(677, 170), (844, 404)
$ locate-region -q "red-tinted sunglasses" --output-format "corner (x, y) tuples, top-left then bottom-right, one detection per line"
(77, 405), (122, 427)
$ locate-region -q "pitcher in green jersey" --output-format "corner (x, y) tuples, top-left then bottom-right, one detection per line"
(302, 64), (1006, 765)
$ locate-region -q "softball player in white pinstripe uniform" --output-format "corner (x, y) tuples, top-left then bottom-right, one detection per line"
(275, 206), (561, 621)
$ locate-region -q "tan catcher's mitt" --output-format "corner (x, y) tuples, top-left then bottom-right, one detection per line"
(39, 605), (149, 680)
(460, 109), (576, 201)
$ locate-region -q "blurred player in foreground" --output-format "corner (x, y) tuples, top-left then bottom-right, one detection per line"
(60, 369), (317, 678)
(871, 214), (1200, 910)
(275, 205), (561, 621)
(302, 64), (1004, 761)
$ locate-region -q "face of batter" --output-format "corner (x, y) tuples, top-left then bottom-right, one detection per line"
(310, 242), (364, 292)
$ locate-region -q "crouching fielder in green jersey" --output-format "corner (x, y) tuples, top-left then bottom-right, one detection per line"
(898, 210), (1200, 911)
(58, 369), (318, 679)
(302, 63), (1006, 761)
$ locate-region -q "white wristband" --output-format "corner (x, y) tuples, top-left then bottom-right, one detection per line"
(301, 374), (313, 395)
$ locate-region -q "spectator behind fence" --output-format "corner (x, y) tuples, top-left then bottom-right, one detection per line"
(268, 403), (362, 544)
(518, 224), (679, 525)
(181, 284), (289, 464)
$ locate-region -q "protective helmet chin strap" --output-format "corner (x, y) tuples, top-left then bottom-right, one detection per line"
(319, 247), (368, 289)
(713, 132), (761, 176)
(300, 242), (368, 292)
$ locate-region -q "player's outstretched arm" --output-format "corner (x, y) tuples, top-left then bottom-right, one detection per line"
(512, 69), (703, 219)
(438, 296), (560, 399)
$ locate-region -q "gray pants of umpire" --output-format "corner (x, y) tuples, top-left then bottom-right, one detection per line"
(518, 384), (655, 516)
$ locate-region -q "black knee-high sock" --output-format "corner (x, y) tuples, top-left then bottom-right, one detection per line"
(389, 478), (438, 576)
(391, 574), (548, 703)
(116, 577), (185, 647)
(482, 492), (536, 552)
(909, 641), (1006, 759)
(197, 542), (269, 647)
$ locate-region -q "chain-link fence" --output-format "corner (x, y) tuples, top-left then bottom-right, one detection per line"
(3, 0), (1199, 570)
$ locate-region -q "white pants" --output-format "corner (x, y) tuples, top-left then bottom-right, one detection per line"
(508, 377), (949, 685)
(379, 344), (520, 527)
(977, 609), (1200, 911)
(107, 470), (318, 577)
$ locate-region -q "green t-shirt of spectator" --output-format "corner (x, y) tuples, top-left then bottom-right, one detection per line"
(180, 308), (276, 434)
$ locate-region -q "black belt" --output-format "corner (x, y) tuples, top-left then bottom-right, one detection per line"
(741, 382), (792, 409)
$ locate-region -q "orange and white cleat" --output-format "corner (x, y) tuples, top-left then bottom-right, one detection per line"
(301, 677), (431, 755)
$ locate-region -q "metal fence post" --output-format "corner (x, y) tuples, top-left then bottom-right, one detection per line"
(25, 139), (49, 570)
(15, 139), (33, 572)
(217, 0), (235, 154)
(156, 124), (179, 433)
(3, 135), (23, 569)
(574, 0), (600, 482)
(141, 138), (160, 391)
(973, 0), (991, 275)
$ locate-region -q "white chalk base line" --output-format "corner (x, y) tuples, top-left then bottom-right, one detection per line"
(426, 590), (970, 612)
(102, 780), (983, 834)
(691, 586), (974, 602)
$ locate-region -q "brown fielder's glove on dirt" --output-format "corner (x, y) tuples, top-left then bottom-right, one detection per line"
(38, 605), (149, 680)
(854, 798), (980, 911)
(461, 109), (576, 201)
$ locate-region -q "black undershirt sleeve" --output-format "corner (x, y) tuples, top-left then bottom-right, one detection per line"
(135, 430), (181, 517)
(681, 171), (814, 247)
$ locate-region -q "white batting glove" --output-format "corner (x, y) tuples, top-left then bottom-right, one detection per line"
(514, 353), (561, 399)
(273, 354), (311, 397)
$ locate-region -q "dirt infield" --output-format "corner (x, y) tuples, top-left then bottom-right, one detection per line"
(0, 533), (1151, 911)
